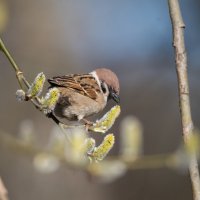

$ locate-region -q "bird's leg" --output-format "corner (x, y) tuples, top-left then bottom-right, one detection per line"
(82, 118), (94, 131)
(82, 118), (94, 125)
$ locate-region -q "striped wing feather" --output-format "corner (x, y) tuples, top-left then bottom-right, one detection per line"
(48, 74), (100, 100)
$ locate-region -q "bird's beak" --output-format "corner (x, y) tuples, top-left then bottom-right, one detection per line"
(110, 91), (120, 104)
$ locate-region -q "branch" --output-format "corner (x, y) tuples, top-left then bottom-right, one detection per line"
(0, 38), (66, 127)
(0, 130), (178, 171)
(0, 38), (30, 89)
(0, 178), (8, 200)
(168, 1), (200, 200)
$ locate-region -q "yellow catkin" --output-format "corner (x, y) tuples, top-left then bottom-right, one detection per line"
(92, 134), (115, 161)
(83, 138), (96, 154)
(42, 88), (60, 113)
(91, 105), (121, 133)
(120, 116), (143, 161)
(64, 128), (88, 166)
(27, 72), (46, 98)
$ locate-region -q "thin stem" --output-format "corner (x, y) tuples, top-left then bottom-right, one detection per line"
(0, 38), (56, 116)
(0, 38), (55, 120)
(0, 38), (19, 72)
(0, 37), (44, 113)
(168, 1), (200, 200)
(0, 38), (29, 89)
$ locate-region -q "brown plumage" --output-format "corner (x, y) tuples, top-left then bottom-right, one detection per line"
(48, 68), (120, 122)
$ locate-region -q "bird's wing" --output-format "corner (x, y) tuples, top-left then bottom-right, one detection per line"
(48, 74), (100, 100)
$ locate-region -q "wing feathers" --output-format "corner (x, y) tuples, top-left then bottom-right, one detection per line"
(48, 74), (100, 100)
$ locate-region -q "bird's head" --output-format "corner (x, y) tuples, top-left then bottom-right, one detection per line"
(93, 68), (120, 104)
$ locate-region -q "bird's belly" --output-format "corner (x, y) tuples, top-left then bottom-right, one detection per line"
(54, 96), (106, 121)
(64, 104), (99, 120)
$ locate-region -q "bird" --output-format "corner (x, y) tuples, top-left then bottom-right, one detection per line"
(47, 68), (120, 125)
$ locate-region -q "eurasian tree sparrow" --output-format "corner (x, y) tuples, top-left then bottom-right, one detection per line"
(48, 68), (120, 124)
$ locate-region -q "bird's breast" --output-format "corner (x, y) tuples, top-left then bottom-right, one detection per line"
(54, 88), (106, 121)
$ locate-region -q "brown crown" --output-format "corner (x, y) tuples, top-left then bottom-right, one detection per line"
(95, 68), (120, 94)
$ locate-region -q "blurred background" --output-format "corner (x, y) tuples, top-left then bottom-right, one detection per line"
(0, 0), (200, 199)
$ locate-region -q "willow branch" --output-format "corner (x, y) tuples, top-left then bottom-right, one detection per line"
(168, 1), (200, 200)
(0, 38), (30, 89)
(0, 38), (65, 126)
(0, 37), (92, 143)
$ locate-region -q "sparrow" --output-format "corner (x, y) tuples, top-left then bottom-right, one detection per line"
(48, 68), (120, 124)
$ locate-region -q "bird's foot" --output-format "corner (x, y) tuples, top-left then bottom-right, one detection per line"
(82, 118), (94, 131)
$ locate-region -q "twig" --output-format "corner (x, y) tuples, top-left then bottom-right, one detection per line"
(0, 38), (73, 134)
(0, 37), (98, 148)
(0, 38), (92, 132)
(0, 38), (43, 108)
(168, 1), (200, 200)
(0, 178), (8, 200)
(0, 38), (29, 89)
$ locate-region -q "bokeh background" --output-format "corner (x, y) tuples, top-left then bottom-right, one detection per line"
(0, 0), (200, 199)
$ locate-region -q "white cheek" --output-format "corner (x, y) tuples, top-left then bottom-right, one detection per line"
(103, 93), (108, 102)
(90, 71), (101, 89)
(103, 86), (109, 102)
(90, 71), (109, 103)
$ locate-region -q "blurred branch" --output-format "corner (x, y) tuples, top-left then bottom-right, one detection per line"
(0, 178), (8, 200)
(168, 1), (200, 200)
(0, 130), (82, 171)
(0, 130), (183, 172)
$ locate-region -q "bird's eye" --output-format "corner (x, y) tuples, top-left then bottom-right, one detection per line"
(101, 82), (107, 94)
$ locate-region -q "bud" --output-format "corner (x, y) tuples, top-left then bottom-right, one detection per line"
(42, 88), (60, 114)
(83, 138), (96, 154)
(120, 116), (143, 161)
(16, 89), (26, 101)
(64, 128), (88, 166)
(90, 105), (121, 133)
(27, 72), (46, 99)
(92, 134), (115, 161)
